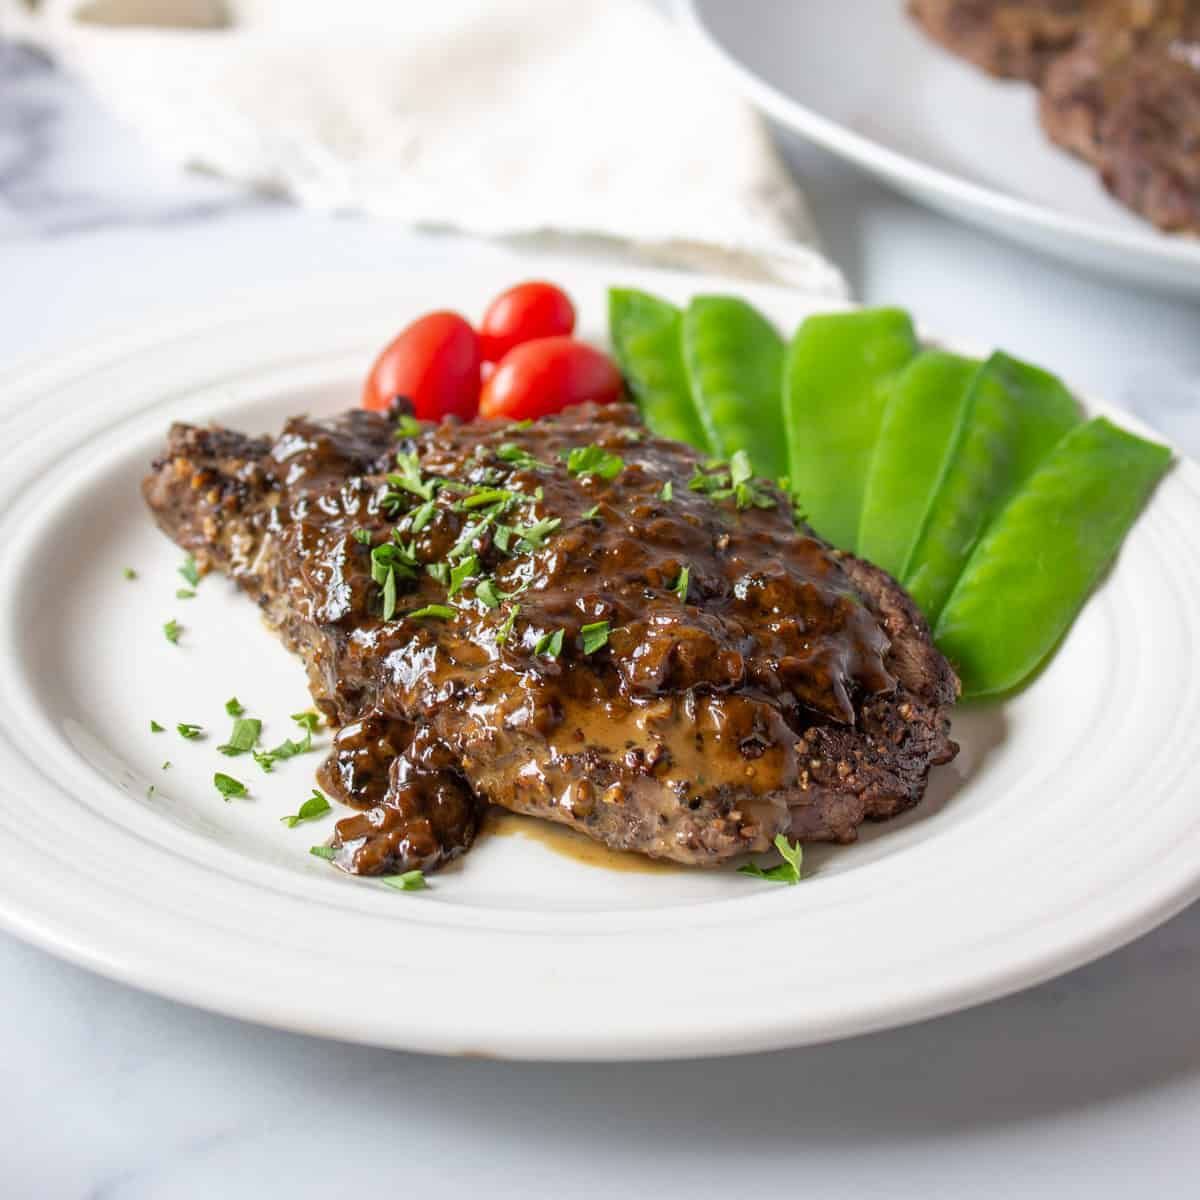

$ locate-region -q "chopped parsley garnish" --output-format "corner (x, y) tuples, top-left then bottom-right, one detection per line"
(162, 761), (171, 770)
(394, 414), (425, 439)
(213, 772), (248, 800)
(147, 784), (155, 798)
(178, 555), (201, 588)
(493, 524), (514, 553)
(673, 565), (691, 603)
(218, 717), (262, 757)
(516, 516), (562, 551)
(448, 554), (478, 597)
(176, 588), (196, 600)
(534, 628), (565, 659)
(382, 870), (427, 892)
(496, 443), (549, 471)
(176, 722), (204, 740)
(387, 449), (437, 501)
(225, 697), (245, 717)
(426, 562), (450, 586)
(687, 453), (774, 510)
(581, 505), (601, 521)
(408, 498), (437, 533)
(496, 605), (519, 644)
(309, 845), (337, 861)
(476, 579), (501, 609)
(253, 729), (313, 773)
(281, 789), (331, 828)
(460, 487), (517, 511)
(123, 567), (137, 581)
(580, 620), (611, 655)
(149, 720), (164, 733)
(381, 567), (397, 621)
(162, 619), (182, 645)
(291, 711), (321, 733)
(352, 528), (373, 546)
(408, 604), (455, 621)
(737, 834), (803, 885)
(565, 445), (624, 480)
(659, 481), (673, 502)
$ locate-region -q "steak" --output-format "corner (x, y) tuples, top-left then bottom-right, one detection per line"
(908, 0), (1100, 81)
(143, 403), (958, 876)
(1039, 0), (1200, 233)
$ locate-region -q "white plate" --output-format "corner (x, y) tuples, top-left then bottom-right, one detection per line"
(0, 260), (1197, 1061)
(679, 0), (1200, 295)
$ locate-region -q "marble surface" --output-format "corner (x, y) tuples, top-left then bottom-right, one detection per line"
(4, 37), (1200, 1200)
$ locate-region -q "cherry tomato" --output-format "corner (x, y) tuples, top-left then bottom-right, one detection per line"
(479, 281), (575, 363)
(479, 337), (624, 421)
(362, 311), (481, 421)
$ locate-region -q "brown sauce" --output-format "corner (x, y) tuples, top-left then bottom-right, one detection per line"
(481, 807), (681, 875)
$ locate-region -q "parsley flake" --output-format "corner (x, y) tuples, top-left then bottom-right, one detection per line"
(352, 528), (373, 546)
(382, 870), (427, 892)
(218, 717), (261, 757)
(408, 498), (437, 533)
(673, 565), (691, 603)
(162, 619), (182, 645)
(176, 723), (203, 740)
(176, 588), (196, 600)
(407, 604), (455, 621)
(253, 729), (313, 773)
(581, 505), (601, 522)
(394, 414), (425, 439)
(496, 605), (520, 644)
(123, 567), (137, 581)
(387, 450), (437, 502)
(225, 697), (245, 717)
(534, 628), (565, 659)
(565, 445), (624, 480)
(496, 443), (550, 471)
(737, 834), (803, 885)
(310, 845), (337, 861)
(213, 772), (248, 800)
(476, 579), (501, 609)
(516, 516), (562, 551)
(659, 481), (674, 502)
(150, 720), (164, 733)
(581, 620), (611, 655)
(291, 711), (321, 733)
(448, 554), (478, 597)
(281, 789), (331, 828)
(178, 555), (201, 588)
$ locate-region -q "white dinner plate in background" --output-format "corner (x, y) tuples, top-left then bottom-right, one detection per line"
(679, 0), (1200, 295)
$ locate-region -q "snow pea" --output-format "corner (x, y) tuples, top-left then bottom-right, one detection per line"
(902, 351), (1080, 623)
(936, 418), (1171, 697)
(784, 308), (918, 550)
(857, 350), (979, 579)
(681, 295), (787, 479)
(608, 288), (711, 451)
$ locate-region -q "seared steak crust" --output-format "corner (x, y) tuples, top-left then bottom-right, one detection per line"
(143, 403), (958, 875)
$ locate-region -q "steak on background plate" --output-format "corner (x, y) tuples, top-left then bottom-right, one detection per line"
(143, 403), (958, 876)
(908, 0), (1102, 81)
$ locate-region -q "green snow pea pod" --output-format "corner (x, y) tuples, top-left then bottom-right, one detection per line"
(936, 418), (1171, 697)
(903, 351), (1080, 623)
(784, 308), (918, 551)
(608, 288), (710, 451)
(681, 295), (787, 480)
(857, 350), (980, 579)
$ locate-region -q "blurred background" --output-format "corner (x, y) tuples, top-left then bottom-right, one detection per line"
(3, 2), (1200, 1197)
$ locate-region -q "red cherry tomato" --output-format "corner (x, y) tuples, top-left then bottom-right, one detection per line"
(362, 311), (481, 421)
(479, 337), (623, 421)
(479, 281), (575, 363)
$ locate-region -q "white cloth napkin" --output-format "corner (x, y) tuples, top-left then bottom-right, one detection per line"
(5, 0), (846, 295)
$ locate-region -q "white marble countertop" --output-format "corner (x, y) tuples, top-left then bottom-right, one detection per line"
(4, 38), (1200, 1200)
